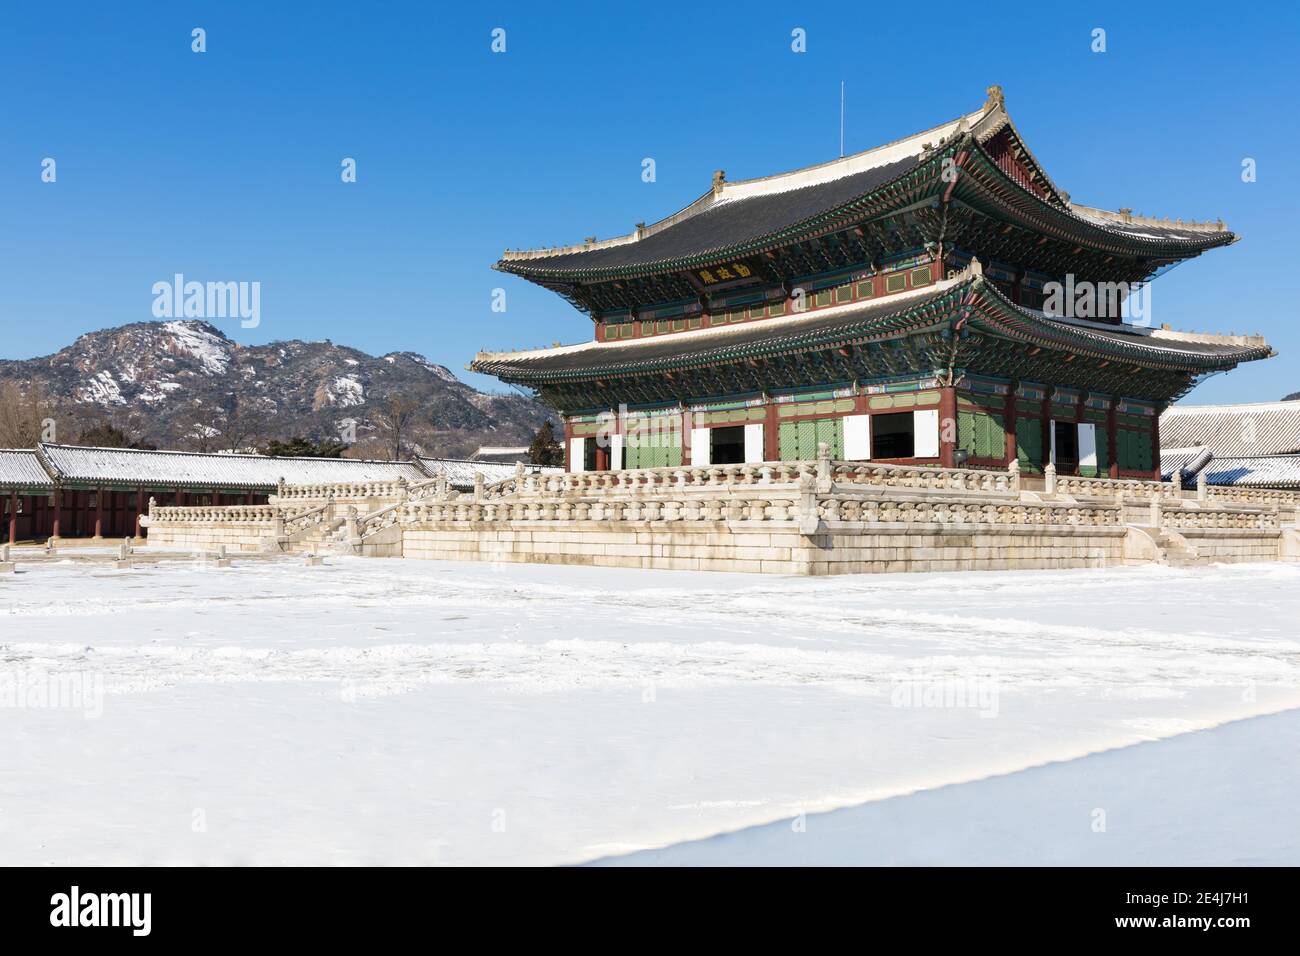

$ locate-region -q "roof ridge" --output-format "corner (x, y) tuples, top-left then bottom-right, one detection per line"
(38, 442), (417, 467)
(500, 100), (990, 263)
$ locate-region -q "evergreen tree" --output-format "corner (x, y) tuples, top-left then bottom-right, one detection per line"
(527, 421), (564, 466)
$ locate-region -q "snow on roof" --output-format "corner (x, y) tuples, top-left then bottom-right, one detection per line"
(469, 446), (532, 463)
(1202, 455), (1300, 489)
(416, 457), (561, 490)
(36, 443), (426, 489)
(1160, 401), (1300, 457)
(0, 449), (54, 489)
(1159, 446), (1214, 483)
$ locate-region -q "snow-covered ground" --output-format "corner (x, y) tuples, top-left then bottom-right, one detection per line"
(2, 554), (1298, 865)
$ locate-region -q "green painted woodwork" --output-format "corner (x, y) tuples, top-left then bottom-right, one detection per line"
(624, 436), (683, 470)
(958, 410), (1006, 460)
(1016, 416), (1043, 473)
(1079, 427), (1109, 478)
(777, 397), (855, 418)
(778, 417), (844, 460)
(1117, 428), (1153, 474)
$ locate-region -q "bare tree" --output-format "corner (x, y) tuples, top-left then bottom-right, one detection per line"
(0, 380), (50, 447)
(372, 393), (419, 460)
(215, 397), (266, 453)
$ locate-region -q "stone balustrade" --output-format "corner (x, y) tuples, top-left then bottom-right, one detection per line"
(283, 504), (331, 536)
(830, 462), (1017, 494)
(146, 504), (279, 525)
(1161, 505), (1280, 530)
(271, 478), (420, 503)
(1204, 485), (1300, 506)
(1052, 474), (1182, 500)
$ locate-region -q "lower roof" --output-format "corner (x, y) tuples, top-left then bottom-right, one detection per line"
(1160, 400), (1300, 457)
(472, 270), (1272, 385)
(37, 443), (428, 489)
(0, 449), (54, 490)
(1202, 455), (1300, 488)
(2, 444), (539, 491)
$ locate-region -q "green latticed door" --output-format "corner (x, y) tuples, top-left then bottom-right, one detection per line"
(1117, 428), (1153, 474)
(958, 410), (1005, 461)
(778, 416), (844, 460)
(625, 432), (682, 469)
(1016, 417), (1042, 473)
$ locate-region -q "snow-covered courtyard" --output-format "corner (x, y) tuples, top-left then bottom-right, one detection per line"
(2, 552), (1299, 865)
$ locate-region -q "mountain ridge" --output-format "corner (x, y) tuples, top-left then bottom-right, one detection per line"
(0, 319), (553, 457)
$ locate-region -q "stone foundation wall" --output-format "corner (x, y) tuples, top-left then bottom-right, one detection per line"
(144, 521), (275, 553)
(401, 520), (1130, 575)
(141, 458), (1300, 574)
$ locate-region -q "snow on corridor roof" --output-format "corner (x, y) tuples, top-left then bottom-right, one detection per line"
(35, 443), (427, 489)
(0, 449), (55, 489)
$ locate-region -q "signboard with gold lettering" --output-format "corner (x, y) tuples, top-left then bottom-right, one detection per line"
(695, 259), (761, 287)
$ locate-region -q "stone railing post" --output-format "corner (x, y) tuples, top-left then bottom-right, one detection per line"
(1197, 470), (1207, 502)
(1043, 462), (1057, 496)
(147, 496), (157, 516)
(474, 472), (485, 502)
(1149, 496), (1161, 528)
(816, 442), (832, 493)
(1007, 457), (1021, 494)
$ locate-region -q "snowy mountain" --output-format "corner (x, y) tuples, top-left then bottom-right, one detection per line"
(0, 319), (554, 457)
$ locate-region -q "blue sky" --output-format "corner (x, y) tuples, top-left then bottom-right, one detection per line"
(3, 1), (1297, 403)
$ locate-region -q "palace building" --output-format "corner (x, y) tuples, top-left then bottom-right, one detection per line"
(0, 443), (537, 543)
(472, 87), (1272, 478)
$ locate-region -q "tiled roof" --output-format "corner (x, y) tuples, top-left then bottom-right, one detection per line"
(473, 274), (1271, 383)
(500, 155), (922, 275)
(36, 443), (426, 489)
(416, 457), (560, 490)
(1160, 402), (1300, 457)
(1159, 446), (1214, 483)
(1202, 455), (1300, 488)
(497, 95), (1233, 281)
(0, 449), (54, 489)
(469, 446), (531, 463)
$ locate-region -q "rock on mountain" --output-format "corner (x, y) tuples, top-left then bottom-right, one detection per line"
(0, 319), (555, 457)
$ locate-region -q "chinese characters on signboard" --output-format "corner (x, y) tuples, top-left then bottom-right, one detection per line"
(696, 260), (757, 285)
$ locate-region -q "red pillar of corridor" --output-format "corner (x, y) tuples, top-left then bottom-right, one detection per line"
(938, 385), (957, 468)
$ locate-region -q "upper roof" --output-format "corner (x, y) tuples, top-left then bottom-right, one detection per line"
(496, 87), (1234, 283)
(0, 449), (54, 490)
(472, 268), (1271, 384)
(35, 443), (427, 489)
(1159, 401), (1300, 457)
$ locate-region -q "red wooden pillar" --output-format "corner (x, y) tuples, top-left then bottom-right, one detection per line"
(176, 487), (185, 507)
(1003, 384), (1018, 466)
(939, 385), (957, 468)
(1040, 394), (1053, 471)
(94, 485), (104, 538)
(51, 489), (61, 540)
(764, 400), (780, 462)
(1107, 401), (1119, 478)
(7, 491), (16, 544)
(1150, 405), (1163, 481)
